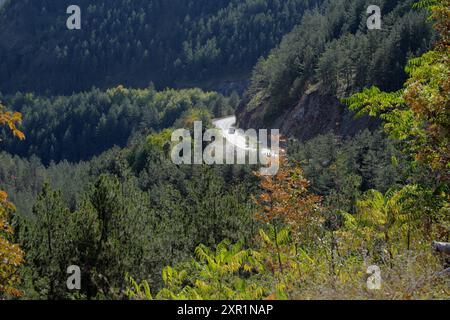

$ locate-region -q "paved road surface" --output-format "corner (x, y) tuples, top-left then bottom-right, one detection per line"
(213, 116), (276, 158)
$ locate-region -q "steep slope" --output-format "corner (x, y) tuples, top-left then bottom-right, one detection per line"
(0, 0), (323, 94)
(236, 0), (434, 140)
(237, 85), (380, 141)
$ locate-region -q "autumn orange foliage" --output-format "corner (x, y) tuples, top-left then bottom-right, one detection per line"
(0, 104), (25, 141)
(0, 103), (25, 297)
(253, 155), (323, 236)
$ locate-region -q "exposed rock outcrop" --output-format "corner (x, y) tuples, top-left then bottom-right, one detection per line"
(236, 86), (380, 141)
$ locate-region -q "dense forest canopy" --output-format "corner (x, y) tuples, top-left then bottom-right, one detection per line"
(0, 0), (448, 301)
(0, 87), (238, 163)
(238, 0), (435, 129)
(0, 0), (323, 94)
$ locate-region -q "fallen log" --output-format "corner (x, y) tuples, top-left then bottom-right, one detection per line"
(432, 241), (450, 255)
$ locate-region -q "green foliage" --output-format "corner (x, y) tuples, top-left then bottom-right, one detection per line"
(0, 103), (25, 298)
(243, 0), (433, 127)
(344, 87), (404, 118)
(1, 86), (235, 164)
(288, 130), (412, 204)
(0, 190), (24, 298)
(128, 203), (449, 300)
(146, 129), (173, 151)
(344, 0), (449, 182)
(340, 187), (424, 260)
(10, 137), (258, 298)
(127, 240), (267, 300)
(0, 0), (323, 94)
(19, 183), (77, 299)
(1, 0), (449, 301)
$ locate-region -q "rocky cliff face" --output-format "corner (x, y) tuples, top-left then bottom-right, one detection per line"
(236, 86), (380, 141)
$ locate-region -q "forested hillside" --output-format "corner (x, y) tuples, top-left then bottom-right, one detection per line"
(0, 87), (238, 163)
(237, 0), (435, 140)
(0, 126), (421, 299)
(0, 0), (448, 301)
(0, 0), (322, 94)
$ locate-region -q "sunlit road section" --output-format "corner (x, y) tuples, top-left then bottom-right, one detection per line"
(213, 116), (277, 159)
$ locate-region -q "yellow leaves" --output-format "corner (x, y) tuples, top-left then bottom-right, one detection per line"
(13, 129), (25, 141)
(275, 283), (288, 300)
(125, 274), (153, 300)
(338, 185), (434, 262)
(162, 266), (173, 286)
(194, 244), (215, 267)
(147, 129), (173, 149)
(162, 265), (188, 290)
(259, 228), (272, 245)
(0, 106), (25, 141)
(0, 190), (7, 201)
(136, 240), (269, 300)
(297, 247), (314, 264)
(242, 263), (253, 273)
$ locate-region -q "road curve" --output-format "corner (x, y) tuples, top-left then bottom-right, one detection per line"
(213, 116), (276, 157)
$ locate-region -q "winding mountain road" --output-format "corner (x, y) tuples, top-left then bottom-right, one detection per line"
(213, 116), (277, 159)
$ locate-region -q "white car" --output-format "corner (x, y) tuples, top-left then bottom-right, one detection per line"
(228, 128), (236, 134)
